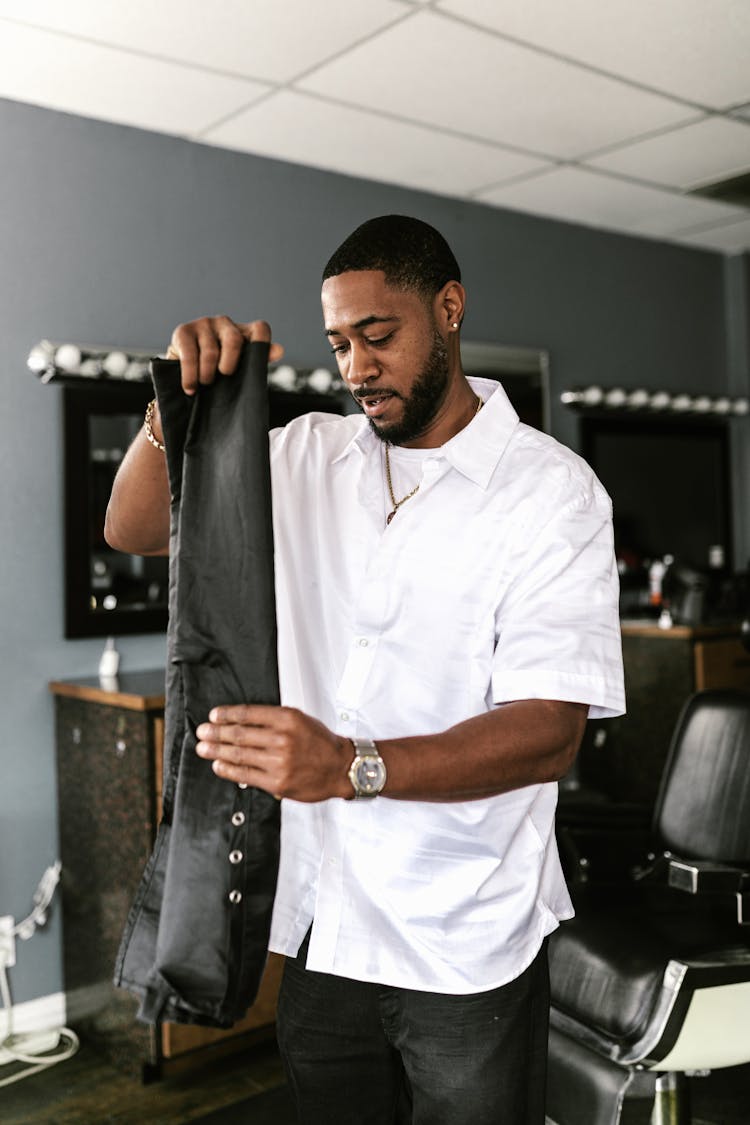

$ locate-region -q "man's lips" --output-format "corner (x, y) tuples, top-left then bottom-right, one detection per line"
(355, 390), (399, 417)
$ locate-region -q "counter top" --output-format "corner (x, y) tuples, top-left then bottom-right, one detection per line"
(49, 669), (165, 710)
(620, 620), (743, 640)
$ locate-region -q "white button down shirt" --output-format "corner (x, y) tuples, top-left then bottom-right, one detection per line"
(268, 377), (624, 993)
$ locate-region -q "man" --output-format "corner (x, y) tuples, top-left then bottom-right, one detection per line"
(106, 214), (624, 1123)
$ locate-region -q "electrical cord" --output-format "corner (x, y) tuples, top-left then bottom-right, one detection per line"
(0, 862), (80, 1088)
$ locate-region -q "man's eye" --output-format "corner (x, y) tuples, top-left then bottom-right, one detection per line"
(367, 333), (393, 348)
(330, 343), (348, 356)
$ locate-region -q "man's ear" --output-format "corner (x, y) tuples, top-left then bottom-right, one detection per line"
(434, 281), (466, 333)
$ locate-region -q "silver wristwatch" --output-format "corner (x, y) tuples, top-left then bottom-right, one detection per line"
(347, 737), (387, 799)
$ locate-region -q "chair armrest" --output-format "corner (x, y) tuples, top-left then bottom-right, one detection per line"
(667, 858), (746, 895)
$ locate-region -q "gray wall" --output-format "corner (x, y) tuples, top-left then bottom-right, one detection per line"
(0, 96), (740, 1005)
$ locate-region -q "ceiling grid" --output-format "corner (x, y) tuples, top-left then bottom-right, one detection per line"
(0, 0), (748, 252)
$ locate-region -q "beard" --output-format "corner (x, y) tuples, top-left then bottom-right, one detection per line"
(363, 329), (450, 446)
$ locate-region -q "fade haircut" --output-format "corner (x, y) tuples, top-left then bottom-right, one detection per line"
(322, 215), (461, 300)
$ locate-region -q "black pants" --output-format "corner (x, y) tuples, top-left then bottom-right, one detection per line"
(277, 933), (550, 1125)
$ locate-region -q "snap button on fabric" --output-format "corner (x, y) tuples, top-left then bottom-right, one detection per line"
(231, 811), (246, 827)
(229, 850), (243, 865)
(228, 890), (242, 905)
(237, 782), (248, 790)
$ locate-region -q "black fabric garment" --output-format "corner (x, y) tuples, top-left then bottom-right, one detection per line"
(114, 342), (281, 1028)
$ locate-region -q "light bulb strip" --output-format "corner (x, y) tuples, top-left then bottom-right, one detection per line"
(27, 340), (344, 396)
(561, 385), (749, 417)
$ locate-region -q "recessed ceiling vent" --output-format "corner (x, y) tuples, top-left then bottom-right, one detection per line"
(690, 170), (750, 210)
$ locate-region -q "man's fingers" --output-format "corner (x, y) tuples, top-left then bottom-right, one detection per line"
(167, 316), (284, 395)
(207, 703), (291, 726)
(196, 721), (280, 750)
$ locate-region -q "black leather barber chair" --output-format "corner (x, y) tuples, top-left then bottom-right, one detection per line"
(546, 690), (750, 1125)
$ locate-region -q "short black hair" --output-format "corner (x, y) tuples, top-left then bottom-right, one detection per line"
(322, 215), (461, 299)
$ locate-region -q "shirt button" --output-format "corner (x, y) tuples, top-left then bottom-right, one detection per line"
(231, 811), (245, 827)
(339, 711), (350, 722)
(229, 850), (243, 865)
(358, 638), (369, 647)
(228, 890), (242, 905)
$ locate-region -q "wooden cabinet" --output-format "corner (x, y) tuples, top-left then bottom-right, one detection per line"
(579, 624), (750, 808)
(50, 670), (281, 1080)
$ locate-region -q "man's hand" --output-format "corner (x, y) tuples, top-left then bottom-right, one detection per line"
(196, 705), (353, 802)
(167, 316), (285, 395)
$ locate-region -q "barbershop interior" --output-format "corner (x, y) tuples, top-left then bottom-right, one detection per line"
(2, 3), (750, 1123)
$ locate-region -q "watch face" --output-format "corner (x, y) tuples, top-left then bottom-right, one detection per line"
(354, 756), (386, 794)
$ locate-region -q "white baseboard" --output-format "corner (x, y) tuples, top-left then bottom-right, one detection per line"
(0, 991), (66, 1040)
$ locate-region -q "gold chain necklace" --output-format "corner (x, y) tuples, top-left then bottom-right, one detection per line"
(384, 394), (482, 525)
(384, 446), (420, 525)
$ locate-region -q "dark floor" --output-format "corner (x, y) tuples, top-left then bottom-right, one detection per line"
(0, 1035), (286, 1124)
(1, 1035), (749, 1124)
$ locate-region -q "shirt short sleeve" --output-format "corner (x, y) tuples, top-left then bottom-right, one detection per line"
(491, 475), (625, 720)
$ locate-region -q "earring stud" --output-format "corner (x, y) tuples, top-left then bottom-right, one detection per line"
(451, 322), (459, 329)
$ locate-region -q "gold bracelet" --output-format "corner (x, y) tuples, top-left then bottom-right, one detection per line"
(144, 398), (165, 452)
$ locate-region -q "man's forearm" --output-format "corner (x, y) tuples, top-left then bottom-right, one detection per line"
(376, 699), (588, 802)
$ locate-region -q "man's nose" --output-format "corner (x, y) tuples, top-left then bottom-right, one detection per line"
(347, 342), (381, 389)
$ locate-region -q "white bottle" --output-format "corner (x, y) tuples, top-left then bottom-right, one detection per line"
(98, 636), (120, 684)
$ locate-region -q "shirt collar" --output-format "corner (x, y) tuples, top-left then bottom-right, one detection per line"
(332, 376), (519, 487)
(442, 377), (519, 488)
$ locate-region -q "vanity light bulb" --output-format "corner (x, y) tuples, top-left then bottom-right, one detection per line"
(712, 397), (731, 414)
(604, 388), (627, 408)
(55, 344), (82, 372)
(103, 351), (129, 377)
(581, 386), (603, 406)
(79, 358), (102, 377)
(649, 392), (671, 410)
(27, 344), (52, 374)
(307, 367), (334, 394)
(733, 398), (749, 415)
(124, 360), (148, 381)
(671, 394), (693, 412)
(693, 396), (712, 413)
(626, 389), (649, 409)
(268, 365), (298, 392)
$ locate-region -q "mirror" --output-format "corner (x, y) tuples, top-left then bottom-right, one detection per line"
(63, 384), (169, 638)
(460, 341), (550, 432)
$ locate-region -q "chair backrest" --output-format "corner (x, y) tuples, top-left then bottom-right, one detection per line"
(655, 689), (750, 863)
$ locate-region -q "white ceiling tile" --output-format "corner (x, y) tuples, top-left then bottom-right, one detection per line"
(586, 116), (750, 189)
(476, 166), (746, 238)
(203, 91), (551, 197)
(672, 217), (750, 253)
(299, 10), (691, 159)
(0, 0), (407, 83)
(0, 22), (265, 135)
(440, 0), (750, 109)
(627, 192), (747, 237)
